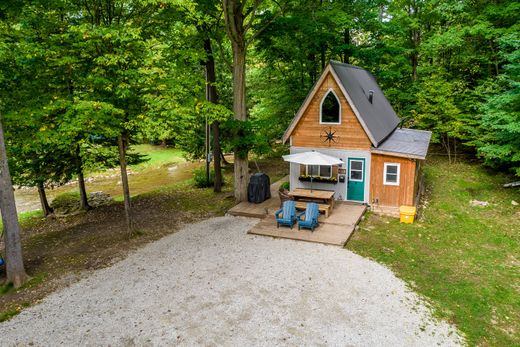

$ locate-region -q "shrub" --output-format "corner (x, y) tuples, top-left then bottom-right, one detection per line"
(279, 181), (290, 191)
(193, 167), (215, 188)
(50, 191), (81, 211)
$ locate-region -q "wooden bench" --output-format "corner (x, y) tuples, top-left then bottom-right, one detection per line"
(295, 201), (331, 217)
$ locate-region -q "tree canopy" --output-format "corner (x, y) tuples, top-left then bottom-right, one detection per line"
(0, 0), (517, 205)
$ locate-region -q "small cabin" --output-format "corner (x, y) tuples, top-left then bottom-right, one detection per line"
(283, 61), (431, 216)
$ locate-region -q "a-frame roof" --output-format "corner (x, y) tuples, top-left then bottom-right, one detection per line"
(283, 61), (400, 147)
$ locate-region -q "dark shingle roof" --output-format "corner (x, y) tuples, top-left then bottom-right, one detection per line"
(372, 128), (432, 159)
(329, 61), (400, 146)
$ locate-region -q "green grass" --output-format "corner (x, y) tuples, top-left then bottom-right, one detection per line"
(0, 210), (43, 234)
(0, 272), (47, 320)
(0, 273), (47, 297)
(347, 156), (520, 346)
(129, 144), (185, 171)
(0, 308), (19, 322)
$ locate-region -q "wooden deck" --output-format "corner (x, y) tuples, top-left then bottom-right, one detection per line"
(227, 177), (286, 218)
(228, 183), (366, 246)
(247, 203), (366, 246)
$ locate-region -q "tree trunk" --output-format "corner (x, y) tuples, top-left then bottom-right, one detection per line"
(75, 146), (91, 210)
(453, 138), (457, 164)
(203, 37), (223, 192)
(320, 44), (326, 71)
(37, 182), (53, 217)
(205, 114), (210, 186)
(343, 29), (350, 64)
(0, 117), (29, 287)
(222, 0), (271, 202)
(442, 134), (451, 164)
(409, 23), (420, 81)
(77, 170), (91, 210)
(221, 150), (230, 166)
(231, 41), (249, 202)
(118, 134), (134, 234)
(411, 50), (418, 81)
(212, 121), (222, 192)
(308, 53), (317, 84)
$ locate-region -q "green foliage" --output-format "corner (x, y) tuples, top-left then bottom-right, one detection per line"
(279, 181), (290, 191)
(49, 192), (81, 211)
(222, 119), (270, 158)
(0, 0), (518, 194)
(192, 167), (215, 188)
(476, 34), (520, 175)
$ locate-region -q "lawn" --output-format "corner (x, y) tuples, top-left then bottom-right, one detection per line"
(347, 156), (520, 346)
(128, 144), (185, 171)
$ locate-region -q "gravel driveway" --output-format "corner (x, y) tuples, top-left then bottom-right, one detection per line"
(0, 216), (463, 346)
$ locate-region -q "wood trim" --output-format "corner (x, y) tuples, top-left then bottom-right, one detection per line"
(319, 88), (342, 125)
(371, 149), (426, 160)
(332, 165), (338, 178)
(289, 74), (372, 150)
(282, 65), (333, 143)
(283, 63), (379, 147)
(383, 162), (400, 186)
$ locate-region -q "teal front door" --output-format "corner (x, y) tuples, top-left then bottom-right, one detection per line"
(347, 158), (365, 202)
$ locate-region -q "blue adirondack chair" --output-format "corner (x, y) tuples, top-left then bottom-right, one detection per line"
(275, 200), (299, 229)
(297, 202), (320, 231)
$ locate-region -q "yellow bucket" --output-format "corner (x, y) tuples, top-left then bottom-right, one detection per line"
(399, 205), (416, 224)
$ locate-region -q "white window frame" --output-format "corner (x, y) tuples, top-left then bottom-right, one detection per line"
(383, 163), (400, 186)
(349, 160), (364, 182)
(306, 165), (332, 178)
(319, 88), (342, 125)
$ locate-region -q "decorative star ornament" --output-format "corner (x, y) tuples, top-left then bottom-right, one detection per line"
(320, 127), (340, 146)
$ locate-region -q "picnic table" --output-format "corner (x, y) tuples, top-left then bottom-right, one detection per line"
(288, 188), (335, 217)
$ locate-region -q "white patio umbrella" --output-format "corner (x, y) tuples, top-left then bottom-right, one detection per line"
(282, 151), (343, 191)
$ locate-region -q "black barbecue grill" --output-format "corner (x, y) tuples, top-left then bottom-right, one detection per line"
(247, 173), (271, 203)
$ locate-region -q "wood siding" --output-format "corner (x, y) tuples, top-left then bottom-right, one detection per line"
(291, 73), (372, 150)
(370, 154), (416, 207)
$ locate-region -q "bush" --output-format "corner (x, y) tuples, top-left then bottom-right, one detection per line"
(193, 167), (215, 188)
(50, 192), (81, 211)
(279, 181), (290, 191)
(50, 191), (113, 215)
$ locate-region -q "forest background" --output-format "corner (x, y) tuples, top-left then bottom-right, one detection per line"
(0, 0), (518, 219)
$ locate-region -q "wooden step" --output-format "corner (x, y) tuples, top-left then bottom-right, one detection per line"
(295, 201), (331, 217)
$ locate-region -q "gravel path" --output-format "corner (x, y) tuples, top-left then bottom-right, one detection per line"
(0, 216), (463, 346)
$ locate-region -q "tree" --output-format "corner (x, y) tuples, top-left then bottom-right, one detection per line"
(222, 0), (286, 201)
(476, 34), (520, 175)
(6, 111), (73, 217)
(196, 1), (226, 192)
(0, 115), (29, 287)
(58, 1), (169, 232)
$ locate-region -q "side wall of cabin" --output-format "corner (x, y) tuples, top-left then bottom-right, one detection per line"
(370, 153), (417, 215)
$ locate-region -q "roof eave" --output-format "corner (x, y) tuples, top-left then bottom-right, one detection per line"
(282, 65), (334, 144)
(371, 148), (426, 160)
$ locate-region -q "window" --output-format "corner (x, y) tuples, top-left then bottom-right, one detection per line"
(384, 163), (400, 185)
(306, 165), (332, 178)
(349, 160), (363, 181)
(320, 90), (341, 124)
